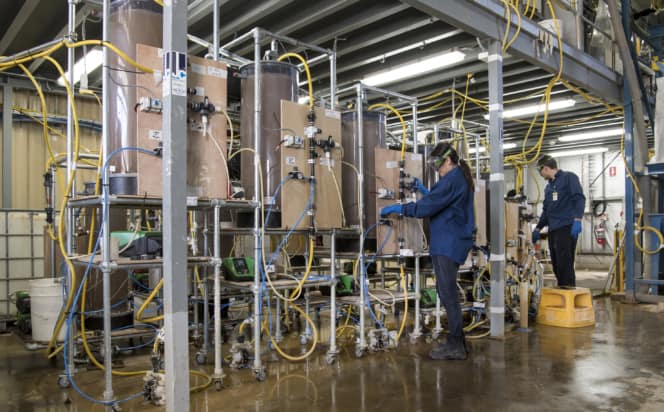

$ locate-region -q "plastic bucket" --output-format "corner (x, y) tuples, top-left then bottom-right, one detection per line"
(29, 277), (66, 342)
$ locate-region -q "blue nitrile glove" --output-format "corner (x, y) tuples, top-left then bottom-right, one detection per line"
(532, 229), (540, 244)
(571, 220), (582, 240)
(412, 177), (430, 195)
(380, 204), (402, 218)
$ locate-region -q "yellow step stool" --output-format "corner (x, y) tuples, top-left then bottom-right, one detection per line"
(536, 287), (595, 328)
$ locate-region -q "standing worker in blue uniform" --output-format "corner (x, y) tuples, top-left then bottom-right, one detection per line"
(381, 143), (475, 360)
(532, 155), (585, 287)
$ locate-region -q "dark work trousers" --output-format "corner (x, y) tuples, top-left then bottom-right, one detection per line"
(431, 255), (463, 338)
(548, 225), (578, 287)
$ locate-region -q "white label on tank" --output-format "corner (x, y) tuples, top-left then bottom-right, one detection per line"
(325, 109), (340, 120)
(191, 63), (206, 75)
(411, 153), (423, 161)
(386, 161), (399, 169)
(286, 156), (297, 166)
(186, 196), (198, 206)
(207, 66), (227, 78)
(148, 129), (162, 141)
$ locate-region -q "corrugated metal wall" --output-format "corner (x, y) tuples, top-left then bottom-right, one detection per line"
(1, 88), (101, 209)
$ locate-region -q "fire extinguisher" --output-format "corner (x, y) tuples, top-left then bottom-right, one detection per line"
(594, 219), (607, 247)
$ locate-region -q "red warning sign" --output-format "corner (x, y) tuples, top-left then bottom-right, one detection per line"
(609, 166), (617, 177)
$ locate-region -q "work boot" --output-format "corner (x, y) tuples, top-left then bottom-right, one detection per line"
(428, 336), (468, 360)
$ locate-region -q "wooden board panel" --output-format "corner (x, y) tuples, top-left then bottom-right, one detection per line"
(374, 148), (425, 255)
(135, 44), (227, 198)
(280, 101), (343, 229)
(505, 201), (525, 262)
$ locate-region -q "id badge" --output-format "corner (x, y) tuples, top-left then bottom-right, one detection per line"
(552, 191), (558, 201)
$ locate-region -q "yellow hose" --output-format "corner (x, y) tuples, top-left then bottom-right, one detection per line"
(395, 265), (408, 342)
(136, 279), (164, 323)
(277, 53), (314, 110)
(44, 55), (82, 357)
(368, 103), (407, 161)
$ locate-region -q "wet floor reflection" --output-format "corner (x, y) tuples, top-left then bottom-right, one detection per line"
(2, 298), (664, 411)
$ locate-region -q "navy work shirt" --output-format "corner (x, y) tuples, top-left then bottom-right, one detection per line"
(401, 167), (474, 264)
(536, 169), (585, 232)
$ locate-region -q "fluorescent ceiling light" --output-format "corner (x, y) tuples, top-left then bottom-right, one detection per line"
(467, 143), (516, 154)
(558, 128), (624, 142)
(483, 98), (576, 119)
(549, 147), (608, 158)
(363, 51), (466, 87)
(57, 49), (103, 86)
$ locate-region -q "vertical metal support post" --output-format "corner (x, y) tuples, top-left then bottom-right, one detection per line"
(65, 0), (77, 379)
(50, 165), (56, 277)
(162, 1), (190, 409)
(100, 0), (113, 403)
(412, 255), (422, 339)
(488, 40), (505, 337)
(1, 85), (12, 208)
(356, 84), (366, 354)
(329, 52), (336, 110)
(275, 292), (282, 342)
(192, 212), (200, 342)
(212, 0), (219, 60)
(412, 103), (420, 341)
(623, 0), (636, 299)
(252, 28), (265, 379)
(213, 205), (222, 385)
(431, 124), (442, 338)
(327, 231), (338, 359)
(202, 214), (210, 353)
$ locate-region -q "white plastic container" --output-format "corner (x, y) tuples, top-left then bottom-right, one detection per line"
(29, 277), (66, 342)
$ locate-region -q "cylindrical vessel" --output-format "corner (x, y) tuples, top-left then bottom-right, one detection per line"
(341, 111), (386, 231)
(108, 0), (162, 194)
(30, 278), (66, 342)
(240, 62), (298, 207)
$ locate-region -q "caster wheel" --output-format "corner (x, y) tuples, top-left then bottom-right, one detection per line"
(214, 380), (222, 391)
(255, 369), (266, 382)
(355, 348), (364, 358)
(325, 354), (336, 365)
(195, 353), (207, 365)
(57, 375), (70, 389)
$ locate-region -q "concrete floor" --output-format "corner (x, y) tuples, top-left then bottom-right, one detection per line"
(2, 274), (664, 411)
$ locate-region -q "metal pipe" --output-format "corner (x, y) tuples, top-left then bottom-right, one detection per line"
(328, 231), (337, 356)
(212, 0), (219, 62)
(203, 213), (210, 353)
(213, 205), (222, 380)
(65, 0), (77, 386)
(50, 165), (56, 277)
(256, 27), (331, 55)
(356, 84), (366, 353)
(329, 51), (336, 111)
(0, 37), (67, 65)
(252, 29), (263, 376)
(221, 27), (258, 51)
(100, 0), (114, 403)
(413, 256), (421, 338)
(432, 124), (443, 338)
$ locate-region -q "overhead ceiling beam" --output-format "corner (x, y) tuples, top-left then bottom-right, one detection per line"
(188, 0), (294, 55)
(0, 0), (40, 55)
(402, 0), (621, 104)
(230, 0), (360, 57)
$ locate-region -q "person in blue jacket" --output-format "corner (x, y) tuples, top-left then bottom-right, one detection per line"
(532, 155), (585, 287)
(381, 142), (474, 360)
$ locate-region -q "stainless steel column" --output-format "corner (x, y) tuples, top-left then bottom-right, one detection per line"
(327, 230), (338, 361)
(213, 205), (222, 386)
(162, 1), (190, 409)
(356, 85), (366, 354)
(252, 28), (265, 380)
(1, 85), (11, 208)
(488, 40), (505, 337)
(101, 0), (113, 404)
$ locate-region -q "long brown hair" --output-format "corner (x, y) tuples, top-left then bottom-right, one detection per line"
(431, 142), (475, 192)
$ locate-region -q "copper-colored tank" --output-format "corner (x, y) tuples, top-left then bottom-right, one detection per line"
(341, 111), (386, 231)
(108, 0), (162, 194)
(240, 62), (298, 206)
